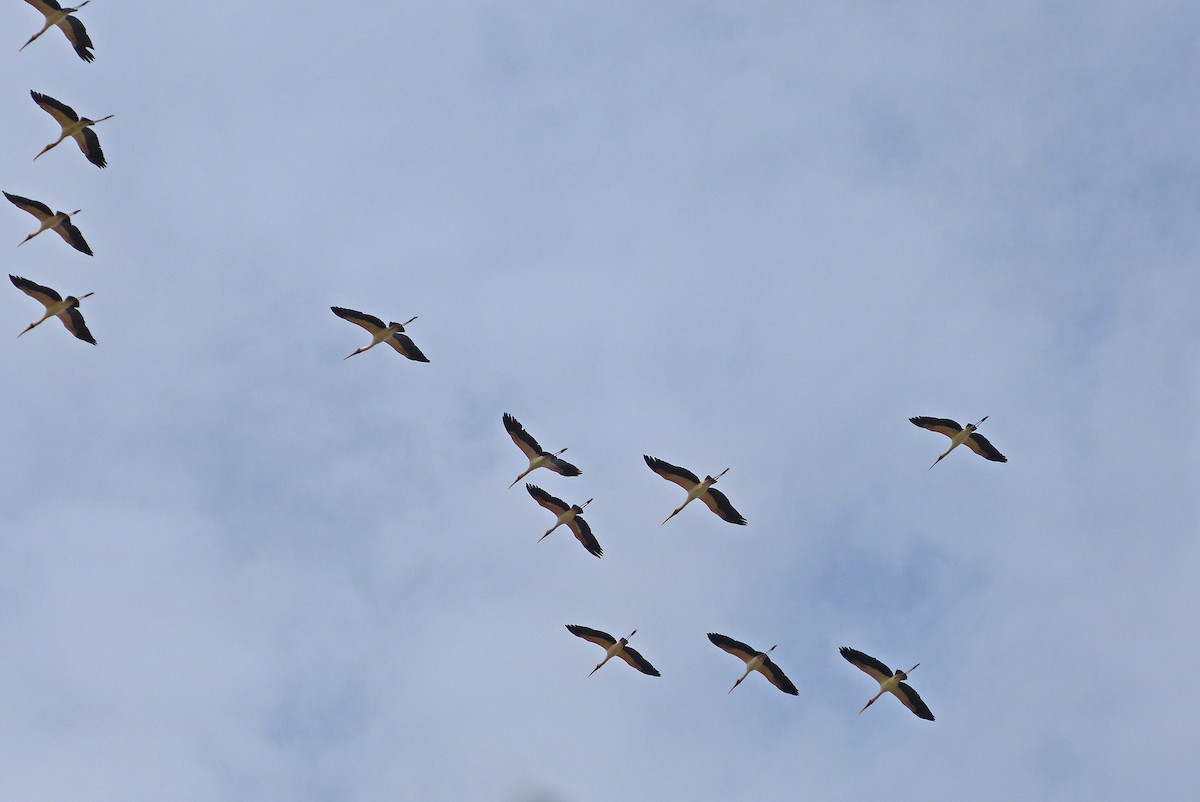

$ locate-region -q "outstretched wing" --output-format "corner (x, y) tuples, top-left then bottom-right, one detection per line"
(526, 483), (569, 515)
(909, 416), (963, 439)
(567, 515), (602, 559)
(618, 646), (660, 677)
(30, 90), (79, 124)
(839, 646), (893, 683)
(10, 274), (62, 306)
(894, 682), (935, 721)
(965, 432), (1006, 462)
(700, 487), (747, 525)
(59, 306), (95, 344)
(644, 455), (701, 488)
(504, 413), (543, 459)
(546, 455), (581, 477)
(760, 657), (799, 696)
(565, 624), (615, 649)
(387, 332), (428, 362)
(331, 306), (386, 334)
(707, 632), (757, 662)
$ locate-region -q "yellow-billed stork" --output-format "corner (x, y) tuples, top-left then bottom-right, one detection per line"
(10, 274), (94, 344)
(20, 0), (95, 62)
(839, 646), (934, 721)
(330, 306), (427, 362)
(30, 91), (111, 168)
(910, 415), (1007, 469)
(566, 625), (660, 677)
(4, 191), (92, 255)
(525, 483), (601, 558)
(707, 633), (798, 695)
(503, 413), (581, 488)
(643, 455), (746, 526)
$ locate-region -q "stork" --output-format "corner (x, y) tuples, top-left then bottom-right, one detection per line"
(525, 484), (601, 558)
(565, 625), (660, 677)
(839, 646), (934, 721)
(503, 413), (581, 488)
(9, 274), (95, 344)
(910, 415), (1007, 468)
(330, 306), (427, 362)
(19, 0), (95, 62)
(707, 633), (798, 695)
(643, 455), (746, 525)
(4, 191), (92, 255)
(30, 91), (111, 168)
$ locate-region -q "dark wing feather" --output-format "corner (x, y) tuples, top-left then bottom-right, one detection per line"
(618, 646), (660, 676)
(79, 127), (106, 168)
(839, 647), (893, 683)
(525, 483), (568, 515)
(27, 0), (66, 11)
(909, 416), (963, 438)
(565, 624), (615, 648)
(30, 90), (78, 122)
(387, 332), (428, 362)
(547, 455), (581, 476)
(56, 219), (92, 255)
(60, 306), (95, 344)
(896, 682), (935, 720)
(761, 658), (800, 695)
(567, 515), (602, 558)
(331, 306), (386, 332)
(503, 413), (543, 457)
(4, 191), (53, 219)
(643, 455), (701, 487)
(62, 15), (95, 62)
(10, 274), (62, 303)
(701, 487), (747, 525)
(965, 432), (1007, 462)
(706, 632), (757, 662)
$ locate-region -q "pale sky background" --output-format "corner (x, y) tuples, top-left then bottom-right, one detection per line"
(2, 2), (1198, 800)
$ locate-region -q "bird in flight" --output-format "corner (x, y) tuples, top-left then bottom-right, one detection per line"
(525, 484), (601, 558)
(839, 646), (934, 720)
(4, 191), (92, 255)
(30, 91), (112, 168)
(910, 415), (1006, 468)
(331, 306), (427, 362)
(707, 633), (798, 695)
(566, 625), (660, 677)
(503, 413), (581, 488)
(644, 455), (746, 525)
(20, 0), (96, 62)
(10, 274), (95, 344)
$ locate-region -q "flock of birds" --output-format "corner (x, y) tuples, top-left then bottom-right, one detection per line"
(6, 0), (1015, 725)
(500, 411), (1005, 720)
(8, 1), (106, 345)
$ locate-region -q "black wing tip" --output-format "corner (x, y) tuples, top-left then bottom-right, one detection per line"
(559, 465), (582, 477)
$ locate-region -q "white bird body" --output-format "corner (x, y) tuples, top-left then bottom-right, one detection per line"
(20, 0), (95, 62)
(31, 91), (111, 167)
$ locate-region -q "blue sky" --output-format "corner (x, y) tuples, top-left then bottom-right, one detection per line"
(2, 2), (1198, 800)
